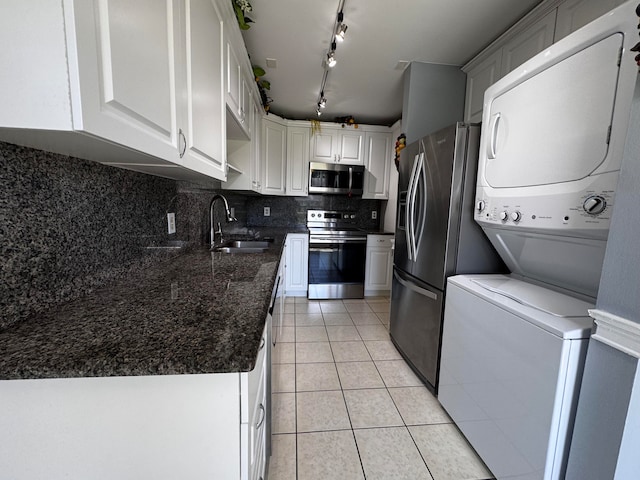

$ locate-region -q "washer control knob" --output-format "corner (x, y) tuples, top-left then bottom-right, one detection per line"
(499, 211), (509, 221)
(476, 200), (485, 212)
(583, 196), (607, 215)
(510, 211), (522, 222)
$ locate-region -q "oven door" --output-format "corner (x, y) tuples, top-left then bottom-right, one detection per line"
(308, 235), (367, 299)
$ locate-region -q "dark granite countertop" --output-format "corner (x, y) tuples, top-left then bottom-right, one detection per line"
(0, 241), (284, 380)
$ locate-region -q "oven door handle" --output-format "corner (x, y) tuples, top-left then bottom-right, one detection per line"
(309, 247), (336, 253)
(309, 237), (367, 244)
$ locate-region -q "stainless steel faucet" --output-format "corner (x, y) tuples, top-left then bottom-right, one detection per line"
(209, 194), (237, 248)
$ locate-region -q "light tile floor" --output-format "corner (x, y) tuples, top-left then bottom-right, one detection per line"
(269, 296), (494, 480)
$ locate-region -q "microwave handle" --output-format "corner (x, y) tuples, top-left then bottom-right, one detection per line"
(348, 167), (353, 193)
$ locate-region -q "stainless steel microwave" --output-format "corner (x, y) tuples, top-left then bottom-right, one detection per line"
(308, 162), (365, 195)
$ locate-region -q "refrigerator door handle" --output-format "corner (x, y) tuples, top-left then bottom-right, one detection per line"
(393, 269), (438, 300)
(406, 153), (420, 261)
(412, 153), (427, 260)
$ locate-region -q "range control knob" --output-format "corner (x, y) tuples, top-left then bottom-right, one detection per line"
(476, 200), (486, 212)
(510, 211), (522, 222)
(583, 196), (607, 215)
(499, 211), (509, 221)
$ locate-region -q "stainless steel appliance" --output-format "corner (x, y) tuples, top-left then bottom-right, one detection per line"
(390, 123), (505, 393)
(307, 210), (367, 299)
(308, 162), (365, 195)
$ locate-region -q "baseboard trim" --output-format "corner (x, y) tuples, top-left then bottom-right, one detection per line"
(590, 309), (640, 359)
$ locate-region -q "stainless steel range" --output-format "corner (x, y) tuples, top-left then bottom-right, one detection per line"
(307, 210), (367, 299)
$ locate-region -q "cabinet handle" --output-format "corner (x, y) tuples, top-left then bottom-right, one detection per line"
(256, 403), (266, 429)
(179, 129), (187, 158)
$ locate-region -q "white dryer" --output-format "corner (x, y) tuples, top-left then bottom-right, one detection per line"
(474, 0), (638, 299)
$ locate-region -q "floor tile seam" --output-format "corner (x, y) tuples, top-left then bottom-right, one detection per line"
(405, 423), (436, 480)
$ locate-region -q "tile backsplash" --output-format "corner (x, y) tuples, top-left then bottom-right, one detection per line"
(1, 140), (382, 327)
(0, 142), (177, 328)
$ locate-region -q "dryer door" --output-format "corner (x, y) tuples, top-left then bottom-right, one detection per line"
(483, 33), (623, 188)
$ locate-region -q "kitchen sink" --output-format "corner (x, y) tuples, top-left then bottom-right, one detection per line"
(212, 240), (271, 254)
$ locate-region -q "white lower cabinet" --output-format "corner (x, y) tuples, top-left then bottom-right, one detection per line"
(241, 322), (270, 480)
(0, 319), (272, 480)
(365, 235), (394, 295)
(285, 233), (309, 297)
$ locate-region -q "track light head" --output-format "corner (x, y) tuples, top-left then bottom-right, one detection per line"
(319, 97), (327, 109)
(316, 107), (322, 116)
(335, 23), (348, 42)
(326, 51), (337, 68)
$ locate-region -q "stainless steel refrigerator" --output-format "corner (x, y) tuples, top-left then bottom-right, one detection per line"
(390, 122), (505, 394)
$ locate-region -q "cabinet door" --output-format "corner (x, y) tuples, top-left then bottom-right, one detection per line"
(251, 105), (262, 193)
(180, 0), (226, 180)
(337, 131), (364, 164)
(226, 40), (242, 120)
(365, 248), (393, 292)
(72, 0), (180, 161)
(285, 234), (309, 296)
(363, 132), (391, 199)
(310, 130), (338, 162)
(501, 10), (556, 76)
(555, 0), (626, 41)
(463, 49), (502, 123)
(261, 118), (286, 195)
(286, 126), (310, 196)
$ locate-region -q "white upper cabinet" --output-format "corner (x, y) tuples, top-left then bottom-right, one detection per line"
(555, 0), (626, 41)
(464, 50), (503, 123)
(310, 127), (364, 165)
(180, 0), (226, 180)
(286, 126), (310, 196)
(501, 10), (557, 75)
(0, 0), (227, 181)
(363, 132), (392, 199)
(71, 0), (180, 161)
(226, 40), (243, 123)
(261, 116), (287, 196)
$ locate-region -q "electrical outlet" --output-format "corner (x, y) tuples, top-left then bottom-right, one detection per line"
(371, 210), (377, 220)
(167, 212), (176, 234)
(263, 206), (271, 217)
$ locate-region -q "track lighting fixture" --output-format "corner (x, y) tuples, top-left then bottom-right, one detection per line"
(326, 43), (337, 68)
(335, 23), (348, 42)
(335, 12), (348, 43)
(313, 0), (347, 116)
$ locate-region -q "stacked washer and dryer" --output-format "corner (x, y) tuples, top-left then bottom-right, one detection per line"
(438, 2), (639, 479)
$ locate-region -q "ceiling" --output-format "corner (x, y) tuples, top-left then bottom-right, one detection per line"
(240, 0), (542, 126)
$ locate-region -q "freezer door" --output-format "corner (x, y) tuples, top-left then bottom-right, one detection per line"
(394, 142), (419, 274)
(389, 267), (445, 392)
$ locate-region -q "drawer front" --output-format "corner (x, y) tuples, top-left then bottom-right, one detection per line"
(367, 235), (394, 248)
